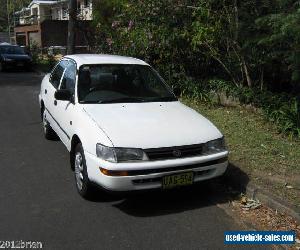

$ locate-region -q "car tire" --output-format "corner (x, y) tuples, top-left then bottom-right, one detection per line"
(42, 109), (57, 140)
(74, 143), (93, 199)
(0, 62), (5, 72)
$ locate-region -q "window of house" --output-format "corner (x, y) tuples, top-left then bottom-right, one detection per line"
(32, 8), (38, 16)
(62, 7), (67, 19)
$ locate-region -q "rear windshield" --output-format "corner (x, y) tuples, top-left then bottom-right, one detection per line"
(0, 46), (25, 55)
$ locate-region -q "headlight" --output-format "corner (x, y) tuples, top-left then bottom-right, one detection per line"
(96, 144), (116, 162)
(4, 58), (13, 62)
(203, 137), (226, 154)
(96, 144), (149, 163)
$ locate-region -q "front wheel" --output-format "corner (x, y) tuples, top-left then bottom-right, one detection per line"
(74, 143), (93, 199)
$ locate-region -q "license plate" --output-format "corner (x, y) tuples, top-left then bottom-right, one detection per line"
(17, 62), (24, 66)
(162, 172), (194, 189)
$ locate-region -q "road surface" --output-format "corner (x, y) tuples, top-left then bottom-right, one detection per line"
(0, 71), (264, 249)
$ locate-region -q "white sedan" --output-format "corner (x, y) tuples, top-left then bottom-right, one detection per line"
(39, 54), (228, 198)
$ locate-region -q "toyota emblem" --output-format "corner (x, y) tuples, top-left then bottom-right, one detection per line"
(173, 150), (181, 157)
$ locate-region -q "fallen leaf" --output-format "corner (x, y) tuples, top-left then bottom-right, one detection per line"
(241, 196), (247, 205)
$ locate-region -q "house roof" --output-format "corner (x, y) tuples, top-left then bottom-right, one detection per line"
(64, 54), (149, 67)
(14, 7), (30, 15)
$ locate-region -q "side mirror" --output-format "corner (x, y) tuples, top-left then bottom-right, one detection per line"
(54, 89), (72, 101)
(173, 87), (181, 98)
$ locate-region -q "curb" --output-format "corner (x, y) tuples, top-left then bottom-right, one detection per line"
(223, 164), (300, 224)
(245, 183), (300, 224)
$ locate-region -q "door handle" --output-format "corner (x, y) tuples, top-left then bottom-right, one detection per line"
(44, 89), (47, 94)
(54, 100), (57, 106)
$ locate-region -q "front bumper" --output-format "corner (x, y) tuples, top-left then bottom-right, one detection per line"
(85, 151), (228, 192)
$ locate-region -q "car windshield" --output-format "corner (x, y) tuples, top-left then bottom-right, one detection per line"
(77, 64), (177, 103)
(0, 46), (25, 55)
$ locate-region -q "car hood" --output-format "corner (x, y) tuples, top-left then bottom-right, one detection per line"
(82, 101), (223, 149)
(2, 54), (31, 61)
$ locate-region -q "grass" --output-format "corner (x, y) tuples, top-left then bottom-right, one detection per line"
(182, 97), (300, 207)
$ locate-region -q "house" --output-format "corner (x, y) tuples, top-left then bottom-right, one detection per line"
(14, 0), (92, 48)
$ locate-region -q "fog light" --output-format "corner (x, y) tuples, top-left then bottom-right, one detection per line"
(100, 167), (128, 176)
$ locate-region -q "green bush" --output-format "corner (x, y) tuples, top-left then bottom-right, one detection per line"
(269, 98), (300, 137)
(91, 0), (300, 137)
(183, 79), (300, 137)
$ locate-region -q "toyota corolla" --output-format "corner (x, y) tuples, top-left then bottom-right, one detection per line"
(39, 54), (228, 198)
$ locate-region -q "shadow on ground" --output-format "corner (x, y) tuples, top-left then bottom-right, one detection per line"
(222, 163), (250, 193)
(87, 162), (250, 217)
(0, 70), (43, 87)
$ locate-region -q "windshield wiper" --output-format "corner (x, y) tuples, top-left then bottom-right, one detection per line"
(80, 100), (99, 104)
(148, 96), (177, 102)
(81, 96), (176, 104)
(99, 97), (146, 104)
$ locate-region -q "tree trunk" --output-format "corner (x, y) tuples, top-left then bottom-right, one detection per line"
(6, 0), (11, 43)
(242, 58), (252, 87)
(67, 0), (77, 54)
(260, 68), (264, 90)
(233, 0), (239, 41)
(204, 42), (239, 87)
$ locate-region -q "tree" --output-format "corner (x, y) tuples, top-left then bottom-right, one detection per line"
(0, 0), (31, 32)
(92, 0), (300, 92)
(67, 0), (77, 54)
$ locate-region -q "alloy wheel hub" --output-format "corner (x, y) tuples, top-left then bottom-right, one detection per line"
(75, 152), (84, 190)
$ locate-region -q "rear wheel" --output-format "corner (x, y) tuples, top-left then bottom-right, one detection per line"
(74, 143), (93, 199)
(42, 109), (57, 140)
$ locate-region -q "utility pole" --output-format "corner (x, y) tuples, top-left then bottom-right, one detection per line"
(7, 0), (11, 43)
(67, 0), (77, 54)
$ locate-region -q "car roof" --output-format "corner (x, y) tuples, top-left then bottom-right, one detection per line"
(64, 54), (149, 67)
(0, 44), (22, 48)
(0, 43), (16, 46)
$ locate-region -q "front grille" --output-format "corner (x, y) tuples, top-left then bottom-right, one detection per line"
(144, 144), (203, 161)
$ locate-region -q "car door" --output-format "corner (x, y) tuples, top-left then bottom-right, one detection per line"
(55, 60), (77, 148)
(45, 59), (68, 139)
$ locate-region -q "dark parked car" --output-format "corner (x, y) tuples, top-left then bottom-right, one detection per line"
(0, 43), (32, 71)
